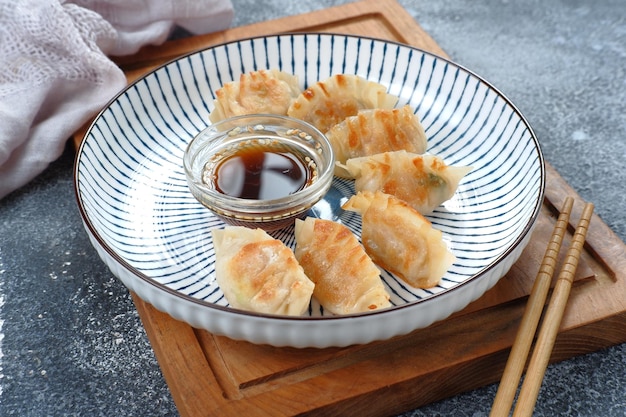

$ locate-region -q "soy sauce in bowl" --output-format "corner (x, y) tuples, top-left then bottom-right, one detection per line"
(209, 139), (317, 200)
(184, 114), (333, 231)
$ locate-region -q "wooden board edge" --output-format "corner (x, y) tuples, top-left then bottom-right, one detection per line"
(159, 297), (626, 416)
(111, 0), (444, 71)
(131, 292), (232, 416)
(543, 163), (626, 327)
(71, 0), (446, 149)
(95, 1), (626, 415)
(544, 162), (626, 273)
(302, 312), (626, 417)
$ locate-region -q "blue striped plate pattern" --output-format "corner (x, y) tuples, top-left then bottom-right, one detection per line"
(74, 34), (544, 348)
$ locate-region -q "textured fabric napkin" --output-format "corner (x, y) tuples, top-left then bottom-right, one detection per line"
(0, 0), (234, 199)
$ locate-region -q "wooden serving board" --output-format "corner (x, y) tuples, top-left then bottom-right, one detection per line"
(76, 0), (626, 415)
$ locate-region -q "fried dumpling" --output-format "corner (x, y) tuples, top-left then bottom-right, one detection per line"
(342, 191), (455, 289)
(209, 69), (301, 123)
(340, 150), (473, 214)
(294, 217), (391, 315)
(287, 74), (398, 133)
(212, 226), (314, 316)
(328, 105), (428, 177)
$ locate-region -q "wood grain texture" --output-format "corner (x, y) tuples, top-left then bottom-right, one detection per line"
(83, 0), (626, 415)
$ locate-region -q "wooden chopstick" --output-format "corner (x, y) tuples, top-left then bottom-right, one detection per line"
(511, 201), (594, 416)
(490, 197), (574, 417)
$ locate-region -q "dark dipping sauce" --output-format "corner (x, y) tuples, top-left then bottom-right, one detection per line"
(212, 141), (315, 200)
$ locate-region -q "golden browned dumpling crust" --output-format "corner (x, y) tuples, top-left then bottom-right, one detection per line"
(342, 191), (455, 288)
(287, 74), (398, 133)
(328, 105), (427, 176)
(294, 217), (390, 315)
(340, 151), (472, 214)
(209, 69), (301, 123)
(212, 227), (314, 316)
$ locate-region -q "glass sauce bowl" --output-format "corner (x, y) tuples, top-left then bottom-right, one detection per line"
(183, 114), (334, 231)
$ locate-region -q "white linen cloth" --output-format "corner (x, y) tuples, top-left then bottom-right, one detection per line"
(0, 0), (234, 199)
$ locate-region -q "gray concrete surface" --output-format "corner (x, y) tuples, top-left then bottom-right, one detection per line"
(1, 0), (625, 415)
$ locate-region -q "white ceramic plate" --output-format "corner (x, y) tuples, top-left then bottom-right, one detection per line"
(74, 34), (545, 348)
